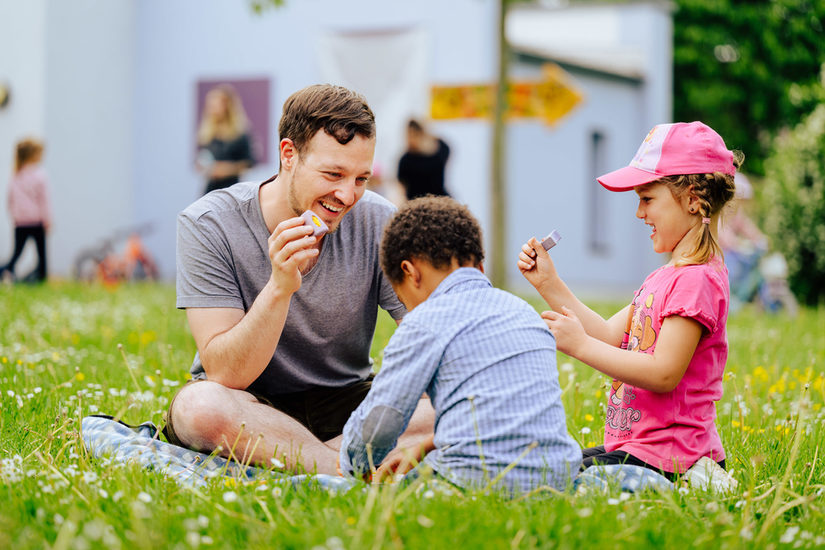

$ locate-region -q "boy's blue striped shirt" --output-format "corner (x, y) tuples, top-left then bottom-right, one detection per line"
(340, 268), (581, 494)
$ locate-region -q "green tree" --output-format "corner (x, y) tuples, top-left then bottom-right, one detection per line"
(761, 69), (825, 305)
(673, 0), (825, 174)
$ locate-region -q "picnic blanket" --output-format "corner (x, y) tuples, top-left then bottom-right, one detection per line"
(574, 463), (673, 493)
(81, 415), (673, 494)
(81, 415), (356, 492)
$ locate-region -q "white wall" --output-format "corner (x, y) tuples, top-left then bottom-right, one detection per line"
(505, 70), (660, 297)
(45, 1), (137, 276)
(1, 0), (671, 296)
(133, 0), (497, 280)
(504, 1), (672, 298)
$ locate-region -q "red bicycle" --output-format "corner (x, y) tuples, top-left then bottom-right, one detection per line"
(73, 225), (158, 284)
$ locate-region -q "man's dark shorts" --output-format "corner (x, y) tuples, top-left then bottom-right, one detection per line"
(162, 376), (374, 446)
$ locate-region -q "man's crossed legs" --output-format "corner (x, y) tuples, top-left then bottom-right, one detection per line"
(163, 378), (434, 476)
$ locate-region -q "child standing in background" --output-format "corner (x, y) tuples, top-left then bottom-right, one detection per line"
(519, 122), (739, 481)
(1, 138), (51, 283)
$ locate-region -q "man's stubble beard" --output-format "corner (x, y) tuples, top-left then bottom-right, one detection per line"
(286, 165), (342, 235)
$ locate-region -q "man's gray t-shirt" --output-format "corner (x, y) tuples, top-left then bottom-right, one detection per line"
(176, 181), (406, 395)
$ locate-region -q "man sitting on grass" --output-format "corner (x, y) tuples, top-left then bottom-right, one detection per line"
(339, 196), (581, 494)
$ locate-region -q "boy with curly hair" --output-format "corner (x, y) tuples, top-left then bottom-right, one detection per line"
(339, 196), (580, 494)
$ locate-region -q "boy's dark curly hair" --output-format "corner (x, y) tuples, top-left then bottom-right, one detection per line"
(380, 196), (484, 284)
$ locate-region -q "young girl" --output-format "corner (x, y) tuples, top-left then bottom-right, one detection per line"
(518, 121), (739, 480)
(1, 138), (51, 283)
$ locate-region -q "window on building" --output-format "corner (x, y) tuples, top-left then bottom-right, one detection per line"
(589, 130), (609, 255)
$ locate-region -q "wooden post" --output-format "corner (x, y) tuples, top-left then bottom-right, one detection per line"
(490, 0), (509, 289)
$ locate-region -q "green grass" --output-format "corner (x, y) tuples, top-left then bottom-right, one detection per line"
(1, 282), (824, 549)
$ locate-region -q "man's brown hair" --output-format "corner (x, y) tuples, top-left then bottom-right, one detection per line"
(278, 84), (375, 162)
(381, 196), (484, 284)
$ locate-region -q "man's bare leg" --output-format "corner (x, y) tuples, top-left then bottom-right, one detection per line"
(168, 380), (339, 475)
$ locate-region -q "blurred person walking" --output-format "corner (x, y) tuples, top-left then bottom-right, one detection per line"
(196, 84), (256, 195)
(397, 119), (450, 200)
(0, 138), (52, 283)
(718, 173), (767, 306)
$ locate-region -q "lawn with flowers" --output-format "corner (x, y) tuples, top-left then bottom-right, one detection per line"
(1, 282), (823, 549)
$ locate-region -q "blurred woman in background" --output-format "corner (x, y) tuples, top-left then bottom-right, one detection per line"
(196, 84), (255, 195)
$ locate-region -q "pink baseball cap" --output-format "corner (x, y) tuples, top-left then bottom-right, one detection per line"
(598, 121), (735, 192)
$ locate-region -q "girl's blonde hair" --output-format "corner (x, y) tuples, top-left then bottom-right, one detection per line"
(15, 138), (44, 172)
(657, 150), (744, 267)
(197, 84), (250, 145)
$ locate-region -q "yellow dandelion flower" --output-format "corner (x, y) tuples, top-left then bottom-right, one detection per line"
(732, 420), (741, 428)
(769, 377), (787, 394)
(584, 414), (594, 422)
(75, 372), (85, 381)
(752, 366), (769, 382)
(1, 357), (7, 364)
(346, 517), (356, 526)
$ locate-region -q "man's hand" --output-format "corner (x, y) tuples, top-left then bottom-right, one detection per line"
(267, 217), (320, 295)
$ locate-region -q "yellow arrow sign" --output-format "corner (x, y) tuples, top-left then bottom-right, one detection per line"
(430, 63), (582, 125)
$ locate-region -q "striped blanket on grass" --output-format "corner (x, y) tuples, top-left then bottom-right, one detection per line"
(81, 415), (355, 492)
(81, 415), (673, 495)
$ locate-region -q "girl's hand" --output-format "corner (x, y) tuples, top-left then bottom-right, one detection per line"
(542, 306), (588, 358)
(518, 237), (560, 292)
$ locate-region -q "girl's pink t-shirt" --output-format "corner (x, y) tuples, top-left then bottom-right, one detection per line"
(603, 258), (729, 473)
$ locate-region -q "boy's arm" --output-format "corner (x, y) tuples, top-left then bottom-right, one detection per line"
(339, 322), (441, 478)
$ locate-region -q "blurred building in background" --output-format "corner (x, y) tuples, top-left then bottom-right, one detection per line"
(0, 0), (670, 296)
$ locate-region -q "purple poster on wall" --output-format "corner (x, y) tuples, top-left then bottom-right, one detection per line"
(195, 78), (271, 165)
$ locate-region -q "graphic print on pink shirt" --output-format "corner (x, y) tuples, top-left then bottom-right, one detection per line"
(602, 261), (729, 473)
(606, 287), (656, 435)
